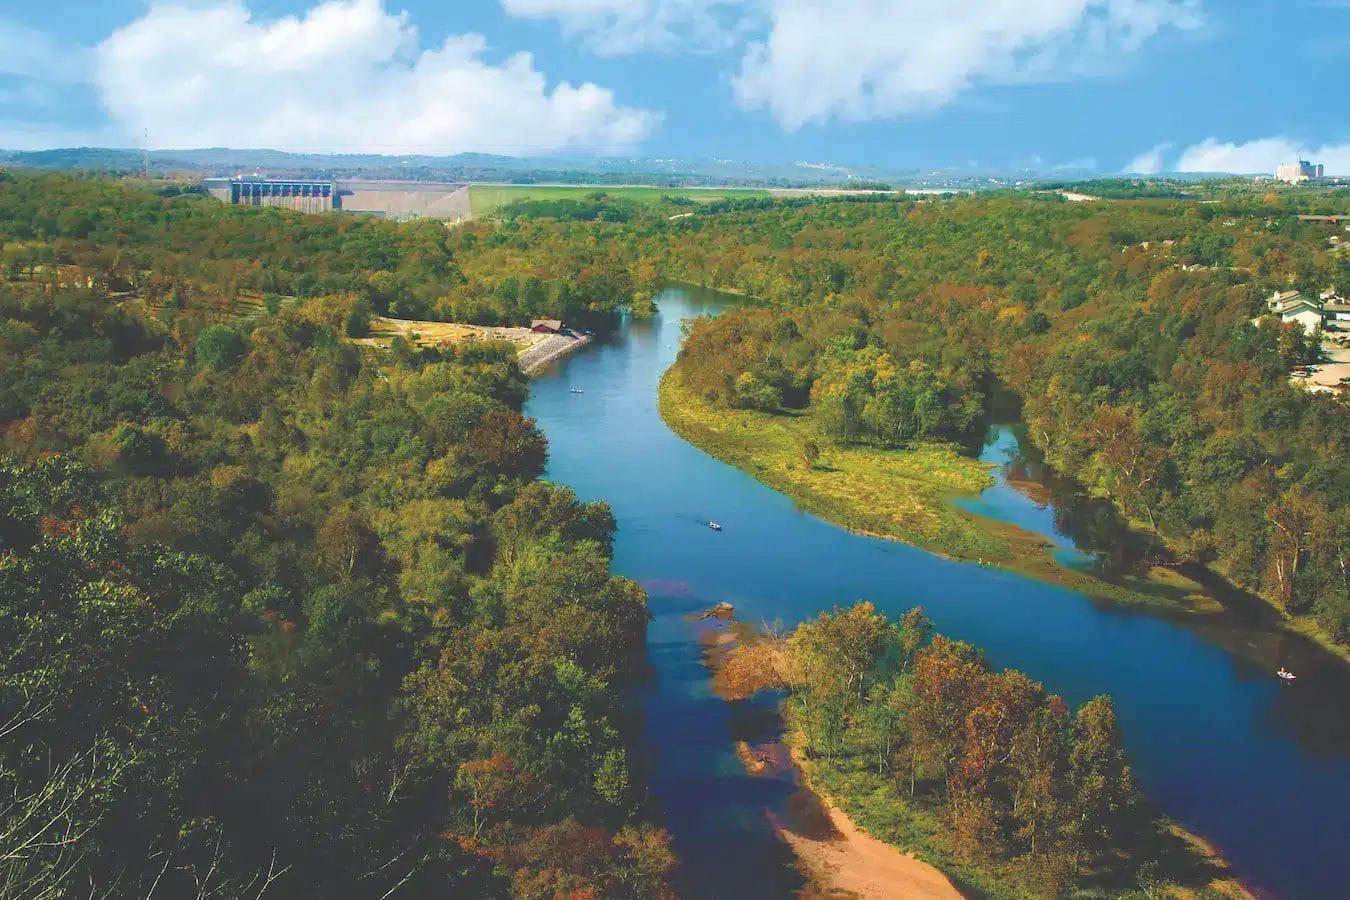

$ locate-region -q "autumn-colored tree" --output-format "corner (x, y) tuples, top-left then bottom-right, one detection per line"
(316, 505), (378, 580)
(456, 753), (539, 839)
(949, 670), (1044, 858)
(715, 633), (788, 701)
(467, 408), (548, 479)
(1264, 485), (1329, 612)
(1082, 403), (1167, 532)
(906, 637), (989, 792)
(785, 602), (896, 760)
(800, 437), (821, 469)
(1010, 699), (1076, 861)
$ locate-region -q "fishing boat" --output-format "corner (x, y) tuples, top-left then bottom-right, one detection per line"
(1277, 668), (1296, 681)
(708, 521), (722, 531)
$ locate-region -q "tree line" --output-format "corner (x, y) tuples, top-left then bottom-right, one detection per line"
(0, 172), (638, 327)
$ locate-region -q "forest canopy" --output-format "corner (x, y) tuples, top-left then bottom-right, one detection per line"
(640, 195), (1348, 643)
(2, 170), (1347, 898)
(0, 173), (671, 899)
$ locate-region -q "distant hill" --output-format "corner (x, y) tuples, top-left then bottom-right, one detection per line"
(0, 146), (1094, 191)
(9, 147), (1327, 196)
(0, 146), (909, 189)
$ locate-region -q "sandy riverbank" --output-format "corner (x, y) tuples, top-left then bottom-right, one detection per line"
(697, 611), (962, 900)
(770, 802), (961, 900)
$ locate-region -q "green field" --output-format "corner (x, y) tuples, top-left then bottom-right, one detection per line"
(468, 184), (771, 216)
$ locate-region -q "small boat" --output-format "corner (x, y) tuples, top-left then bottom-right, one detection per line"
(1277, 668), (1296, 681)
(570, 388), (584, 394)
(708, 521), (722, 531)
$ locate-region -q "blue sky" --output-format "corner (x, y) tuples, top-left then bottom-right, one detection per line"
(2, 0), (1347, 173)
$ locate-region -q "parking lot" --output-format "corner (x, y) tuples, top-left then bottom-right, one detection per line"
(1295, 332), (1350, 393)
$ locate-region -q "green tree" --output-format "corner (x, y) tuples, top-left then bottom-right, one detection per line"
(194, 324), (247, 372)
(1069, 696), (1140, 856)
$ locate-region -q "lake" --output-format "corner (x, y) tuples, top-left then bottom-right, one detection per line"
(525, 285), (1350, 899)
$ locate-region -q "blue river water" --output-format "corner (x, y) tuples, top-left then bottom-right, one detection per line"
(524, 286), (1350, 899)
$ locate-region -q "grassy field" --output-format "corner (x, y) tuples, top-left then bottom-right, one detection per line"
(659, 368), (1004, 557)
(468, 184), (771, 216)
(659, 368), (1226, 612)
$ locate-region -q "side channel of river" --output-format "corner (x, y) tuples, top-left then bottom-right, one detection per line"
(524, 285), (1350, 899)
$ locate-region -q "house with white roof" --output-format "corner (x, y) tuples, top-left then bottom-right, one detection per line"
(1260, 290), (1325, 335)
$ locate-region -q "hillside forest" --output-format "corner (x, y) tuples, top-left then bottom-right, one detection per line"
(0, 173), (670, 898)
(0, 172), (1346, 898)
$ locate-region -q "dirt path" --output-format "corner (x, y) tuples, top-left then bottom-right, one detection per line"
(770, 804), (962, 900)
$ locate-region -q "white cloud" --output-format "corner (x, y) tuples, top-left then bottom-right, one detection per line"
(733, 0), (1203, 130)
(500, 0), (750, 55)
(502, 1), (1202, 128)
(1174, 137), (1350, 174)
(1125, 141), (1172, 174)
(94, 0), (657, 154)
(0, 17), (93, 84)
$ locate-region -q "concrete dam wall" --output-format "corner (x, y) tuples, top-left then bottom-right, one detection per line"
(204, 177), (470, 221)
(337, 181), (470, 220)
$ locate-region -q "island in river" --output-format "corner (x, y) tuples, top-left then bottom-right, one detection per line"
(697, 602), (1250, 900)
(660, 364), (1225, 615)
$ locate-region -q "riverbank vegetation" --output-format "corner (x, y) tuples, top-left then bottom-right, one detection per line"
(721, 603), (1249, 899)
(454, 185), (1346, 642)
(638, 195), (1347, 648)
(662, 360), (1227, 612)
(0, 174), (671, 897)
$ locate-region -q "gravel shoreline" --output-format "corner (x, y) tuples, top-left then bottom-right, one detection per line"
(519, 333), (591, 375)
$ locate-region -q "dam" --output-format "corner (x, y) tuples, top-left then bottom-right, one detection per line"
(203, 176), (470, 220)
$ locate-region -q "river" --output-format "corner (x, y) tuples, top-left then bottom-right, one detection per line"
(524, 285), (1350, 899)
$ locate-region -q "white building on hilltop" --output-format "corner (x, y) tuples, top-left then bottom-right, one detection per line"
(1263, 290), (1325, 334)
(1276, 161), (1325, 184)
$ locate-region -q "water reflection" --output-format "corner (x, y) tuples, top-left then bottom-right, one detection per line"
(956, 423), (1098, 567)
(961, 422), (1350, 759)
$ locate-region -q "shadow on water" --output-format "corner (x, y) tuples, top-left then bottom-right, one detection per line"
(529, 285), (1350, 900)
(958, 411), (1350, 757)
(640, 594), (807, 899)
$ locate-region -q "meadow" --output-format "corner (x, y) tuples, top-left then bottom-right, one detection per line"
(468, 183), (771, 215)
